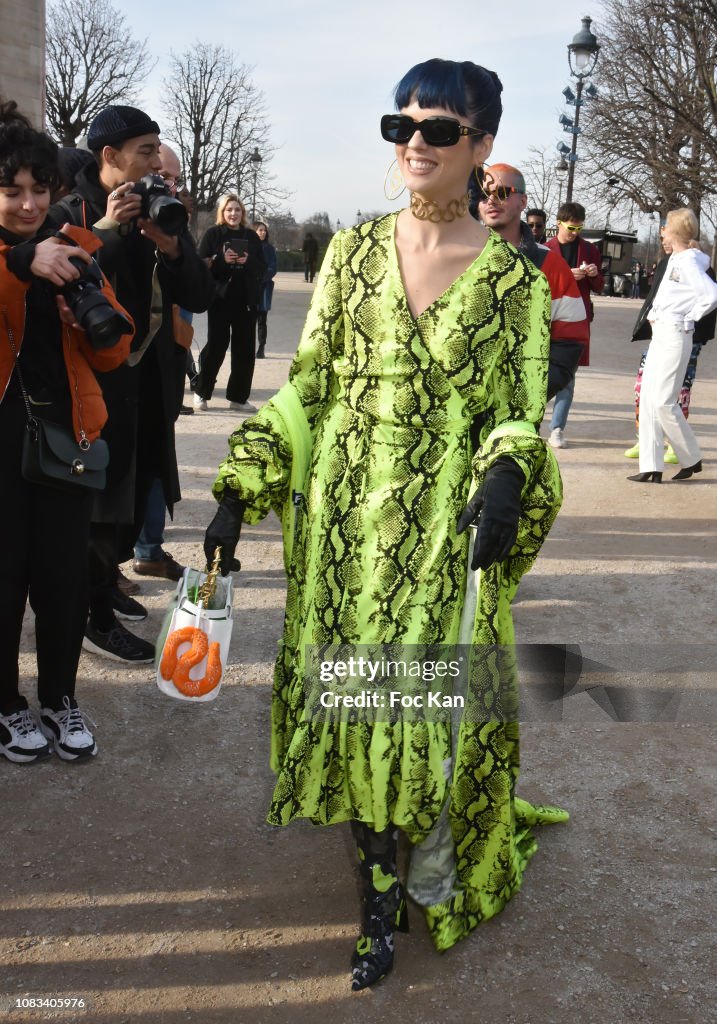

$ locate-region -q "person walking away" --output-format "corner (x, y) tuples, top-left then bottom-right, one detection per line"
(628, 208), (717, 483)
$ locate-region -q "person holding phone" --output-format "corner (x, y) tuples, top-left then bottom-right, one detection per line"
(192, 195), (265, 412)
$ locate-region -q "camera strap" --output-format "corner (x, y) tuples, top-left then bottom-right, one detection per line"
(125, 263), (162, 367)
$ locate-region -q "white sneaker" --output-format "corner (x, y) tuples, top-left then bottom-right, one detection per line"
(193, 394), (208, 411)
(549, 428), (567, 449)
(40, 698), (97, 761)
(229, 401), (257, 414)
(0, 708), (51, 763)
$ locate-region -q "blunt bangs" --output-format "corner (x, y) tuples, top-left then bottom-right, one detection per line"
(394, 59), (468, 120)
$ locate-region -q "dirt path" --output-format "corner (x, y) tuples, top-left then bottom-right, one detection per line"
(3, 277), (715, 1024)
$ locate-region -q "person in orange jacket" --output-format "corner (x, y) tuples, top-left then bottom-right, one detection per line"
(0, 103), (133, 763)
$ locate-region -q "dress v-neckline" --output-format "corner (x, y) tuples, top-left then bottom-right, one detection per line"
(391, 213), (495, 322)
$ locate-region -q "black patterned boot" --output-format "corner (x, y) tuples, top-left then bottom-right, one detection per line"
(350, 821), (409, 991)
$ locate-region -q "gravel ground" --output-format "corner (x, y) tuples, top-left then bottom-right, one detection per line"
(3, 275), (715, 1024)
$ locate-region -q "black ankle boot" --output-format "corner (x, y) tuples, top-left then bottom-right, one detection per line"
(350, 822), (408, 991)
(672, 460), (702, 480)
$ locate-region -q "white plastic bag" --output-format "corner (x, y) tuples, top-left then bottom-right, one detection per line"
(155, 567), (234, 702)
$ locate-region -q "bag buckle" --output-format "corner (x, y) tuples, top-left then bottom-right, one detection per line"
(71, 458), (85, 476)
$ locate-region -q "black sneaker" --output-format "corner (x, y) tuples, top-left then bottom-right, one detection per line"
(110, 586), (148, 621)
(82, 620), (155, 663)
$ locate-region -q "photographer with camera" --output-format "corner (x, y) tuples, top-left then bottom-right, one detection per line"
(192, 195), (265, 413)
(50, 105), (214, 663)
(0, 103), (134, 762)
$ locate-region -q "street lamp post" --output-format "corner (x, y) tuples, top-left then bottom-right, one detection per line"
(555, 157), (569, 214)
(249, 147), (262, 221)
(356, 209), (362, 225)
(564, 16), (600, 203)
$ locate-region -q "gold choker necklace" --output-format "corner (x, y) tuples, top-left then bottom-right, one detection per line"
(410, 192), (469, 223)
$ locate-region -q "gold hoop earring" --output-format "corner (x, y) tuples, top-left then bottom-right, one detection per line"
(384, 159), (406, 201)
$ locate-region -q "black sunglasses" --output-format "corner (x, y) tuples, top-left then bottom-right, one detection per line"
(381, 114), (487, 148)
(479, 185), (525, 203)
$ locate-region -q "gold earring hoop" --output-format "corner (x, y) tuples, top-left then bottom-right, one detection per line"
(384, 159), (406, 201)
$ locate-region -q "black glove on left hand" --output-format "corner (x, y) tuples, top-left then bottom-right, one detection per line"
(204, 491), (244, 575)
(456, 457), (525, 571)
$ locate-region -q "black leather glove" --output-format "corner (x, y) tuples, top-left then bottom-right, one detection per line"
(204, 491), (244, 575)
(456, 457), (525, 571)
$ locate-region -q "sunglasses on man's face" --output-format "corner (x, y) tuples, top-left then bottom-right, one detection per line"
(480, 185), (525, 203)
(381, 114), (487, 148)
(559, 222), (584, 233)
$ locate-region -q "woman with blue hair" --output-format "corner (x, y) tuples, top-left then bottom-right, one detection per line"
(205, 58), (567, 989)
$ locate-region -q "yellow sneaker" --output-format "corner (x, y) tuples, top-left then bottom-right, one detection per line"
(664, 445), (679, 464)
(623, 441), (640, 458)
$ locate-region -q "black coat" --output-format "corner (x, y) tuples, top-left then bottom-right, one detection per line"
(50, 163), (214, 522)
(632, 255), (716, 345)
(197, 224), (266, 309)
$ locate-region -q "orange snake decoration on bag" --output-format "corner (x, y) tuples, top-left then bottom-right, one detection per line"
(160, 626), (222, 696)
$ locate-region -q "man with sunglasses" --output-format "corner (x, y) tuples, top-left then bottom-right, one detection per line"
(543, 202), (604, 447)
(526, 208), (547, 244)
(477, 164), (588, 411)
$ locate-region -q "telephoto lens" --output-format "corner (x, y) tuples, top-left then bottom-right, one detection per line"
(61, 256), (133, 348)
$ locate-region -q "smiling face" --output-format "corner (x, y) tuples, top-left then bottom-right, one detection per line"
(223, 201), (244, 228)
(395, 100), (493, 203)
(0, 167), (50, 238)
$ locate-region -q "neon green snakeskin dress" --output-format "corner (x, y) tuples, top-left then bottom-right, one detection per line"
(213, 213), (569, 951)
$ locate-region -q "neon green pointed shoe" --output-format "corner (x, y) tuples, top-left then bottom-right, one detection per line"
(623, 441), (640, 458)
(664, 445), (679, 464)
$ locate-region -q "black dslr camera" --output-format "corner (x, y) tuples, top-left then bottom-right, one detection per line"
(130, 174), (188, 236)
(62, 255), (133, 349)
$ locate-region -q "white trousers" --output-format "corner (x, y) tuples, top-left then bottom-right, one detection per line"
(639, 321), (702, 472)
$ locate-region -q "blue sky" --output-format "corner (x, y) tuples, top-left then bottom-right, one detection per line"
(119, 0), (604, 225)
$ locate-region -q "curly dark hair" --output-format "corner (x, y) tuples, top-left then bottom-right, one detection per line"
(0, 101), (59, 189)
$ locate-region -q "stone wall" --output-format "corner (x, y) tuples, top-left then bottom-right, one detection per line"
(0, 0), (46, 128)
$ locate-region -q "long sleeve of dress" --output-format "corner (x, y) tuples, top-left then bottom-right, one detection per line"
(212, 232), (345, 523)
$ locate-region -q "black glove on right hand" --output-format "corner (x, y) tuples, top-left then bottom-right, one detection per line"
(456, 457), (525, 571)
(204, 491), (244, 575)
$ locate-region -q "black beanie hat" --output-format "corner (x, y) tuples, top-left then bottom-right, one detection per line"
(87, 105), (160, 151)
(57, 147), (95, 188)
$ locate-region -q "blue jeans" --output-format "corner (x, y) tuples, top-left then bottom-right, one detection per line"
(134, 478), (166, 560)
(550, 376), (575, 431)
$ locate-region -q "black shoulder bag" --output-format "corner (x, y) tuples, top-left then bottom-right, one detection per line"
(7, 326), (109, 493)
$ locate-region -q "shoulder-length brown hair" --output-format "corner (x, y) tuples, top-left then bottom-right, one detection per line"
(216, 194), (247, 226)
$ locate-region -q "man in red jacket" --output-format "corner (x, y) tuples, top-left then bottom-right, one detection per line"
(544, 202), (604, 447)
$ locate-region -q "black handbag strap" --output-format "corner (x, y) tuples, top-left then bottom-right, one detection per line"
(6, 325), (90, 451)
(6, 326), (36, 430)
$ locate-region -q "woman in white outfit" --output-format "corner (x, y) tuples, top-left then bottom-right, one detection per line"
(629, 208), (717, 482)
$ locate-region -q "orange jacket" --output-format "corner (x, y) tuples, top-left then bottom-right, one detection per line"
(0, 225), (134, 441)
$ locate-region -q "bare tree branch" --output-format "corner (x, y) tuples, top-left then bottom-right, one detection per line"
(45, 0), (155, 145)
(579, 0), (717, 230)
(161, 43), (291, 231)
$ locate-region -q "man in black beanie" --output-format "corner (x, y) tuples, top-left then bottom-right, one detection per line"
(50, 105), (214, 664)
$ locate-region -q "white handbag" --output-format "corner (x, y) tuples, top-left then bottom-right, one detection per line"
(155, 566), (234, 702)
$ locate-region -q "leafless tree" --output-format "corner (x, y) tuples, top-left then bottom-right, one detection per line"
(580, 0), (717, 228)
(161, 43), (289, 232)
(45, 0), (155, 146)
(519, 146), (565, 223)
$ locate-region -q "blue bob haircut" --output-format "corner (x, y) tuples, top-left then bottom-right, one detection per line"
(394, 58), (503, 137)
